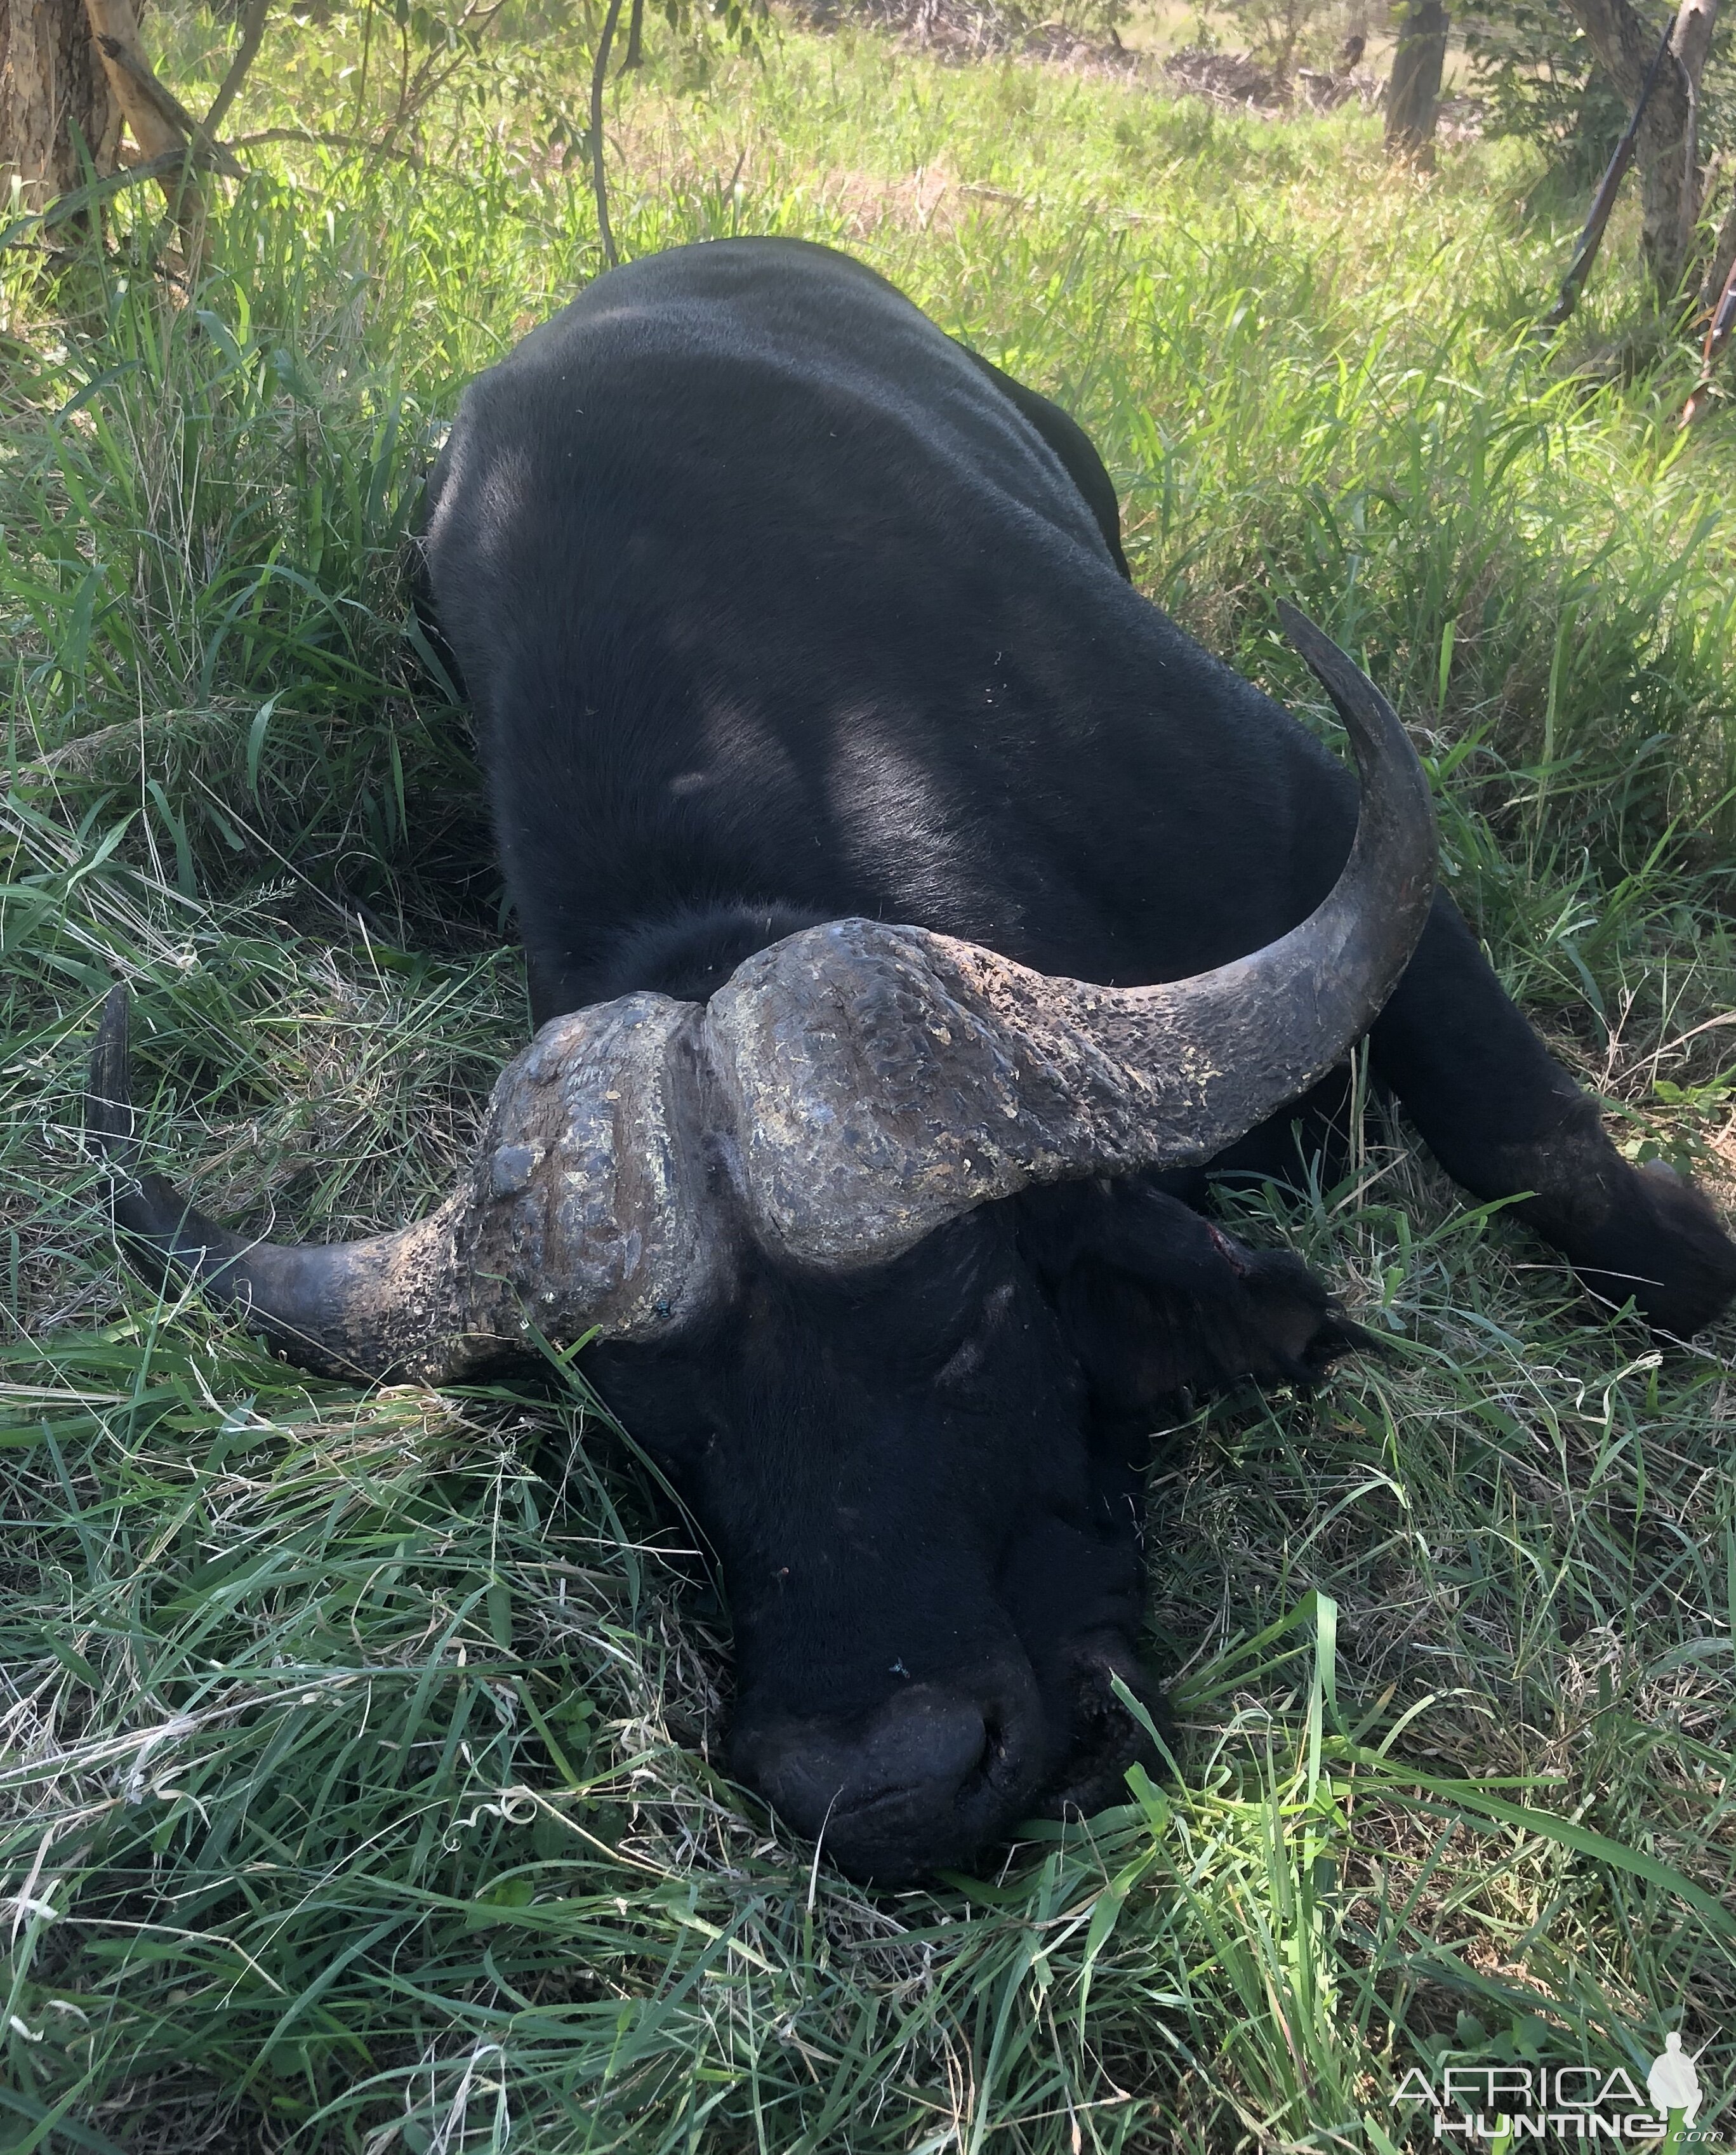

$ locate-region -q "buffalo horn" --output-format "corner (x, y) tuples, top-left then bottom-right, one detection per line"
(86, 984), (735, 1381)
(86, 602), (1433, 1370)
(704, 602), (1438, 1269)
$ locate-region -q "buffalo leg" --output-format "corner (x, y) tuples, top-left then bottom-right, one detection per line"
(1370, 890), (1736, 1336)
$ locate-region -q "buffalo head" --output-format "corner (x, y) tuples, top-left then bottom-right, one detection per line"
(86, 606), (1436, 1881)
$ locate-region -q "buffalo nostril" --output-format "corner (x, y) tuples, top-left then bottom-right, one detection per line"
(825, 1688), (990, 1810)
(733, 1683), (1038, 1876)
(975, 1713), (1008, 1777)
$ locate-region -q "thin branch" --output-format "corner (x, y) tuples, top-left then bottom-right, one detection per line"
(93, 34), (248, 176)
(1679, 251), (1736, 423)
(590, 0), (628, 269)
(202, 0), (272, 136)
(229, 126), (423, 168)
(1543, 16), (1675, 328)
(1697, 179), (1736, 310)
(621, 0), (646, 70)
(353, 0), (375, 134)
(95, 37), (203, 138)
(395, 13), (413, 140)
(380, 0), (508, 151)
(378, 50), (463, 150)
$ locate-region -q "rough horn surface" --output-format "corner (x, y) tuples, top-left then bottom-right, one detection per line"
(705, 606), (1437, 1268)
(89, 985), (735, 1378)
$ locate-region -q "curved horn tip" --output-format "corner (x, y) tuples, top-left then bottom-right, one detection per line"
(1274, 595), (1332, 653)
(1275, 596), (1437, 851)
(1275, 599), (1391, 727)
(87, 982), (138, 1156)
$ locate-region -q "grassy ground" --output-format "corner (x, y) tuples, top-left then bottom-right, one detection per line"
(4, 15), (1736, 2151)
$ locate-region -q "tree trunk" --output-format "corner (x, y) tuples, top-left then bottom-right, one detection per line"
(1558, 0), (1721, 301)
(82, 0), (197, 171)
(0, 0), (124, 209)
(1385, 0), (1449, 163)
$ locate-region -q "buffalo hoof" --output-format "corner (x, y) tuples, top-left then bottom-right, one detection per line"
(1578, 1158), (1736, 1340)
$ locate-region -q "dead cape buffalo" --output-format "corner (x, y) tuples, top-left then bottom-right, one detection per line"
(89, 238), (1736, 1883)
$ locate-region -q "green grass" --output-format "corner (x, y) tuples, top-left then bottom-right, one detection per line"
(4, 13), (1736, 2149)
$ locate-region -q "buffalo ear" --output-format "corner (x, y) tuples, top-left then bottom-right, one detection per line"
(1017, 1178), (1372, 1416)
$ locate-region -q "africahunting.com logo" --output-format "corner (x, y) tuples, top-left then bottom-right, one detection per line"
(1394, 2032), (1716, 2150)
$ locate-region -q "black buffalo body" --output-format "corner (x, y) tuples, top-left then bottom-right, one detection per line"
(197, 239), (1736, 1880)
(411, 239), (1736, 1876)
